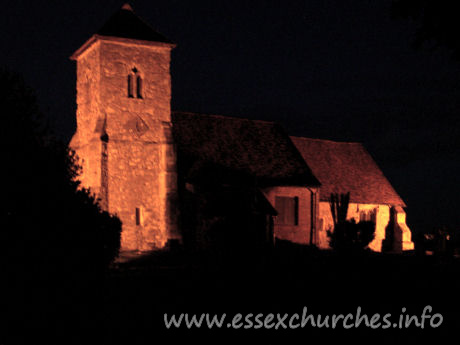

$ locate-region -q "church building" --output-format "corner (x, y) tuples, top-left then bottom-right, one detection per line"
(70, 4), (414, 254)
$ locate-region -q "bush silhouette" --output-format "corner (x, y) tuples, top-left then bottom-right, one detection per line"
(0, 68), (121, 328)
(327, 193), (375, 252)
(328, 219), (375, 252)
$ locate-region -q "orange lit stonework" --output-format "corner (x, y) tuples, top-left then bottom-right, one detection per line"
(262, 186), (319, 245)
(70, 35), (180, 252)
(316, 202), (414, 252)
(69, 4), (415, 254)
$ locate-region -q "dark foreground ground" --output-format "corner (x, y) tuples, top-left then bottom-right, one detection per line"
(105, 243), (460, 344)
(3, 242), (460, 344)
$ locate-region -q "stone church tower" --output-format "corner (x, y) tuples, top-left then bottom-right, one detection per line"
(69, 4), (180, 251)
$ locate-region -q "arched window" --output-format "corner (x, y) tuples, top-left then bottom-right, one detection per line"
(128, 68), (143, 99)
(136, 75), (143, 99)
(127, 74), (134, 98)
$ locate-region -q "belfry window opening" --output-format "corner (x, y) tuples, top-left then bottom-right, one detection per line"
(128, 67), (142, 99)
(136, 75), (143, 99)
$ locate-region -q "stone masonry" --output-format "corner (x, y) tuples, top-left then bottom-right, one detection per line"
(70, 35), (180, 252)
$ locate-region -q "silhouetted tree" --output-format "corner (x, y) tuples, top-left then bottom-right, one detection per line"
(422, 226), (456, 257)
(328, 219), (376, 253)
(392, 0), (460, 59)
(327, 193), (375, 252)
(330, 192), (350, 226)
(0, 68), (121, 330)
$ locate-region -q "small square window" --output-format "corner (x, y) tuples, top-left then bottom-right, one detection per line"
(274, 196), (299, 225)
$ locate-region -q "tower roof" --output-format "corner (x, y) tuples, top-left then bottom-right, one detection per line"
(96, 4), (172, 44)
(71, 4), (174, 60)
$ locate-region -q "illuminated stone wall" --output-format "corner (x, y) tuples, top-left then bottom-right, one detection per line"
(317, 201), (414, 252)
(70, 42), (102, 195)
(71, 37), (179, 252)
(397, 209), (415, 251)
(262, 186), (318, 245)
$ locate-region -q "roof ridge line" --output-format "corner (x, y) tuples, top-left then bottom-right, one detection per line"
(172, 111), (278, 125)
(290, 135), (362, 145)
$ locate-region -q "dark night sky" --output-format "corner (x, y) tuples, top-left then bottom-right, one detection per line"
(1, 0), (459, 234)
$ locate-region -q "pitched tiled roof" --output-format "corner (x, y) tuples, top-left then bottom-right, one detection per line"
(96, 4), (172, 44)
(291, 137), (405, 206)
(172, 112), (320, 187)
